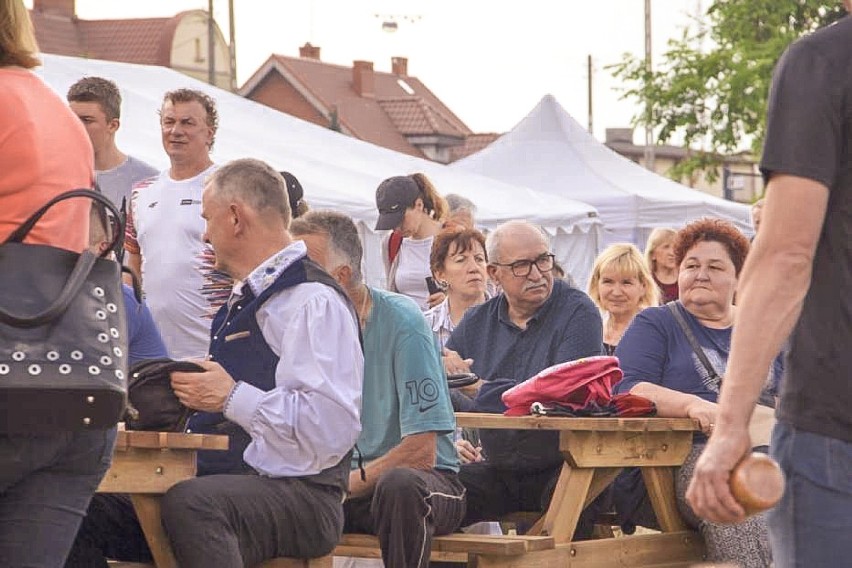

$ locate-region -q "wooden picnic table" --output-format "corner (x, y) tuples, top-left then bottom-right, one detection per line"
(97, 430), (229, 568)
(454, 413), (708, 567)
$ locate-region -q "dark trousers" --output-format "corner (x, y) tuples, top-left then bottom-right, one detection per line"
(0, 428), (116, 568)
(344, 468), (466, 568)
(459, 462), (606, 540)
(66, 474), (344, 568)
(64, 494), (151, 567)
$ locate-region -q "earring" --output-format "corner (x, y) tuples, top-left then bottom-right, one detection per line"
(439, 280), (448, 288)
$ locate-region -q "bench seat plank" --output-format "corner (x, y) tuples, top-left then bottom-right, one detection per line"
(335, 533), (555, 557)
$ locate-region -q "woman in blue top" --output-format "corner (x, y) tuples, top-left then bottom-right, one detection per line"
(614, 218), (780, 568)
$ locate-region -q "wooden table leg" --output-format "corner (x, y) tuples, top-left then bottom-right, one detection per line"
(538, 462), (595, 543)
(130, 494), (178, 568)
(641, 466), (688, 532)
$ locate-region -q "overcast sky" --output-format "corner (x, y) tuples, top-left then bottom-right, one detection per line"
(29, 0), (702, 140)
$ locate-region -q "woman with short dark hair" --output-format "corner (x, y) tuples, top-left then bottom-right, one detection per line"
(613, 218), (780, 566)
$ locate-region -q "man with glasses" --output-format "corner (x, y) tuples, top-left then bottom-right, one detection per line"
(124, 89), (230, 360)
(444, 220), (605, 538)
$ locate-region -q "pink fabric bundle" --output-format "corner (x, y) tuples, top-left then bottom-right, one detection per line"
(501, 356), (624, 416)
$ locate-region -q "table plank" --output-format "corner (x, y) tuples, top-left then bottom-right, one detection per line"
(455, 413), (699, 432)
(98, 448), (196, 494)
(561, 430), (693, 468)
(115, 431), (229, 451)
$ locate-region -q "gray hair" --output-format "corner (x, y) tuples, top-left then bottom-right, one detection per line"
(445, 193), (477, 215)
(290, 210), (364, 285)
(485, 220), (548, 264)
(206, 158), (291, 226)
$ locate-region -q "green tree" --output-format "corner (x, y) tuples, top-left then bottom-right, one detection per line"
(609, 0), (846, 183)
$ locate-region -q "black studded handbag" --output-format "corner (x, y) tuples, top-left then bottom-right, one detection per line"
(0, 190), (128, 432)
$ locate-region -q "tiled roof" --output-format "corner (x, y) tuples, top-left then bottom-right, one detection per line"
(377, 96), (467, 138)
(449, 133), (502, 162)
(30, 10), (187, 67)
(241, 54), (474, 159)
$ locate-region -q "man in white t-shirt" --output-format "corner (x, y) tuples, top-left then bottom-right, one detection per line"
(67, 76), (158, 208)
(125, 89), (230, 359)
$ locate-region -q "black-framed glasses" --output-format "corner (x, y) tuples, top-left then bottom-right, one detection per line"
(492, 253), (556, 277)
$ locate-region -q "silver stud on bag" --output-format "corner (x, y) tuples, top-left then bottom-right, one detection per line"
(95, 310), (107, 320)
(83, 417), (91, 425)
(93, 287), (105, 298)
(100, 356), (112, 366)
(59, 364), (72, 375)
(0, 364), (9, 375)
(28, 364), (41, 375)
(88, 365), (101, 375)
(71, 350), (83, 360)
(46, 351), (60, 361)
(110, 328), (120, 339)
(98, 333), (109, 343)
(113, 347), (123, 358)
(12, 351), (25, 361)
(106, 303), (118, 313)
(86, 396), (95, 403)
(115, 369), (124, 380)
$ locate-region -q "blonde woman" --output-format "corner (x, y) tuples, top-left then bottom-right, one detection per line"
(645, 227), (679, 303)
(588, 244), (659, 355)
(376, 173), (449, 310)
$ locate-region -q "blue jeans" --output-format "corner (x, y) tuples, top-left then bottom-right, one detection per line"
(769, 421), (852, 568)
(0, 428), (116, 568)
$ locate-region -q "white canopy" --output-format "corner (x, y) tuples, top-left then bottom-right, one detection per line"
(452, 94), (752, 247)
(38, 55), (603, 286)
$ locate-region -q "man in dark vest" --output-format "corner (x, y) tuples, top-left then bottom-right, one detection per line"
(64, 159), (363, 568)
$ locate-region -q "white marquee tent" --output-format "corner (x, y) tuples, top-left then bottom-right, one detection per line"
(38, 55), (603, 286)
(452, 95), (752, 247)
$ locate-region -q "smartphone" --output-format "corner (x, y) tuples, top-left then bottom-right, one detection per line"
(425, 276), (442, 295)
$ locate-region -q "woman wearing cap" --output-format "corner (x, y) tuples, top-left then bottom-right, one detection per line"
(587, 244), (659, 356)
(375, 173), (448, 310)
(645, 227), (679, 304)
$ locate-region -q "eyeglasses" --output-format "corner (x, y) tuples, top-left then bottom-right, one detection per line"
(492, 253), (555, 277)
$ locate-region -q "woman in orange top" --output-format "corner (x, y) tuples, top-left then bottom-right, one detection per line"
(0, 0), (93, 251)
(0, 3), (114, 566)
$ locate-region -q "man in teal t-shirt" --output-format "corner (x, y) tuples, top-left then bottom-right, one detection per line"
(291, 211), (464, 568)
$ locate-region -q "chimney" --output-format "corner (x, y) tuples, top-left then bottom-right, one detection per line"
(299, 42), (321, 60)
(33, 0), (76, 18)
(391, 57), (408, 76)
(352, 60), (374, 98)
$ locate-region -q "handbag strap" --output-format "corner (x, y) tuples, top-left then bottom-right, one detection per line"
(4, 189), (124, 258)
(666, 301), (722, 382)
(0, 250), (98, 328)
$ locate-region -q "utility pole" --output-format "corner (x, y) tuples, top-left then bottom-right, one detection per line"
(587, 54), (593, 135)
(207, 0), (216, 86)
(643, 0), (656, 171)
(228, 0), (236, 91)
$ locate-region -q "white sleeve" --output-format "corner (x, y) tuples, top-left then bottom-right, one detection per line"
(224, 282), (363, 477)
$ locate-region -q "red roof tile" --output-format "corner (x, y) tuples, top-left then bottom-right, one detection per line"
(449, 133), (502, 162)
(241, 53), (475, 159)
(377, 96), (467, 138)
(30, 9), (189, 67)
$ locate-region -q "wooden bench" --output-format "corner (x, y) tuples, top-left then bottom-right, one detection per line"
(333, 533), (556, 565)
